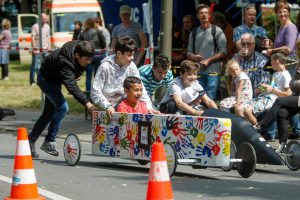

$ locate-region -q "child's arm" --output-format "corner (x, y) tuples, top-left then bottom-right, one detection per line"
(173, 94), (201, 115)
(261, 84), (292, 97)
(200, 94), (218, 109)
(235, 80), (245, 105)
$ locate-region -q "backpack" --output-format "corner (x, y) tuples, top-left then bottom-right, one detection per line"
(192, 25), (218, 54)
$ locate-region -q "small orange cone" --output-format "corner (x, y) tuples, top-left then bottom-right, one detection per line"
(5, 127), (45, 200)
(146, 142), (174, 200)
(144, 48), (151, 65)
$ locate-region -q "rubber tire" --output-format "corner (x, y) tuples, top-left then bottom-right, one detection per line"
(221, 141), (237, 172)
(136, 159), (149, 165)
(164, 143), (177, 177)
(236, 142), (256, 178)
(285, 140), (300, 171)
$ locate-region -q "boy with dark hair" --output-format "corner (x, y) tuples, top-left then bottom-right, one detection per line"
(117, 76), (148, 114)
(29, 40), (97, 158)
(91, 36), (158, 117)
(159, 60), (218, 115)
(139, 55), (173, 100)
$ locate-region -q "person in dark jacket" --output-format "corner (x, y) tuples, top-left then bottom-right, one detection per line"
(29, 40), (97, 158)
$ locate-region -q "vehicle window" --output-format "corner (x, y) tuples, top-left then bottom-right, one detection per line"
(53, 12), (100, 32)
(21, 17), (37, 34)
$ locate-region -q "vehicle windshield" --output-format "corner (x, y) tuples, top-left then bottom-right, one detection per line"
(20, 16), (37, 34)
(53, 12), (100, 32)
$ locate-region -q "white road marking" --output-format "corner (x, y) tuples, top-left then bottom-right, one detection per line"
(0, 174), (72, 200)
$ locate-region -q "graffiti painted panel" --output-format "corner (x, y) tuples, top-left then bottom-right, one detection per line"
(92, 112), (231, 167)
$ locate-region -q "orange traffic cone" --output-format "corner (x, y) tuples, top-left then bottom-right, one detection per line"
(146, 142), (174, 200)
(144, 48), (151, 65)
(5, 127), (45, 200)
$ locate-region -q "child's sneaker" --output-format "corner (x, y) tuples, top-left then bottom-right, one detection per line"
(40, 141), (59, 156)
(253, 123), (261, 131)
(275, 142), (286, 153)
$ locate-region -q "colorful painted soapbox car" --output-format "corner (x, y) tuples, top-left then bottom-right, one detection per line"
(63, 111), (258, 178)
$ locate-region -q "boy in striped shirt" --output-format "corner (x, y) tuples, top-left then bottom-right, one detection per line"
(139, 55), (173, 104)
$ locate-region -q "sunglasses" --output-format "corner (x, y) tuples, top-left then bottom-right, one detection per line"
(241, 42), (254, 46)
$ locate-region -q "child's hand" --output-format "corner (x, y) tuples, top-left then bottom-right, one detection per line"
(261, 83), (273, 92)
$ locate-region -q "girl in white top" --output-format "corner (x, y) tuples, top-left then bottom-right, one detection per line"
(220, 60), (253, 112)
(239, 53), (292, 126)
(159, 60), (218, 115)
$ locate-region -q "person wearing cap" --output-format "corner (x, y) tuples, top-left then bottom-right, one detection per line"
(111, 4), (148, 67)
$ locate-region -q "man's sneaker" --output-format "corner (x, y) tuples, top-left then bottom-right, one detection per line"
(29, 140), (39, 158)
(40, 141), (59, 156)
(275, 143), (286, 154)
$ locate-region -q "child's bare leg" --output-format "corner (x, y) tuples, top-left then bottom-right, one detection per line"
(244, 106), (257, 125)
(234, 105), (245, 117)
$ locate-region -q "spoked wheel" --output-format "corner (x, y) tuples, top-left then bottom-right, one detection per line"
(164, 143), (177, 177)
(221, 141), (237, 172)
(63, 133), (82, 166)
(236, 142), (256, 178)
(285, 140), (300, 171)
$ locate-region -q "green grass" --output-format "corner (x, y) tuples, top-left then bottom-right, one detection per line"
(0, 60), (86, 114)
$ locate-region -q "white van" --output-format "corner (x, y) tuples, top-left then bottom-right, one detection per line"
(18, 0), (104, 65)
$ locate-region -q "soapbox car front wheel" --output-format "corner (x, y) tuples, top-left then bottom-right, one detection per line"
(221, 141), (237, 172)
(63, 133), (82, 166)
(137, 159), (149, 165)
(164, 143), (177, 177)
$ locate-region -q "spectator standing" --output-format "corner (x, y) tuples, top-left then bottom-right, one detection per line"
(233, 4), (268, 51)
(0, 18), (12, 80)
(139, 55), (173, 103)
(265, 0), (298, 79)
(30, 13), (51, 86)
(111, 5), (148, 67)
(212, 12), (234, 62)
(94, 17), (111, 49)
(78, 18), (106, 92)
(91, 36), (158, 117)
(187, 4), (227, 100)
(72, 20), (82, 41)
(93, 17), (111, 74)
(28, 41), (97, 158)
(181, 15), (195, 49)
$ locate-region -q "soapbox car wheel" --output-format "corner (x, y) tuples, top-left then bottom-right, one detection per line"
(137, 159), (149, 165)
(63, 133), (82, 166)
(164, 143), (177, 177)
(285, 140), (300, 171)
(221, 141), (237, 172)
(236, 142), (256, 178)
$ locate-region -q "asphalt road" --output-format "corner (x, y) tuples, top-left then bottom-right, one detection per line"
(1, 132), (300, 200)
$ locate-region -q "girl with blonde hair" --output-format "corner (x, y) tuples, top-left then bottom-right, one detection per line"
(220, 60), (253, 112)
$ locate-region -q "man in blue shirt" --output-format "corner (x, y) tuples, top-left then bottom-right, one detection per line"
(233, 4), (269, 51)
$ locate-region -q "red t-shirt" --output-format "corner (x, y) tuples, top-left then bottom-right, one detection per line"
(117, 99), (148, 114)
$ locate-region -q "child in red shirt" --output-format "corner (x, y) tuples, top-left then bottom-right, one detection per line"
(117, 76), (149, 114)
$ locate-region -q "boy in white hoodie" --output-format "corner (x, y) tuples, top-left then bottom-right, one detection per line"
(91, 36), (159, 117)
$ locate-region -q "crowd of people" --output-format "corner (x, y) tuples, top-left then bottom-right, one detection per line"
(1, 1), (300, 157)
